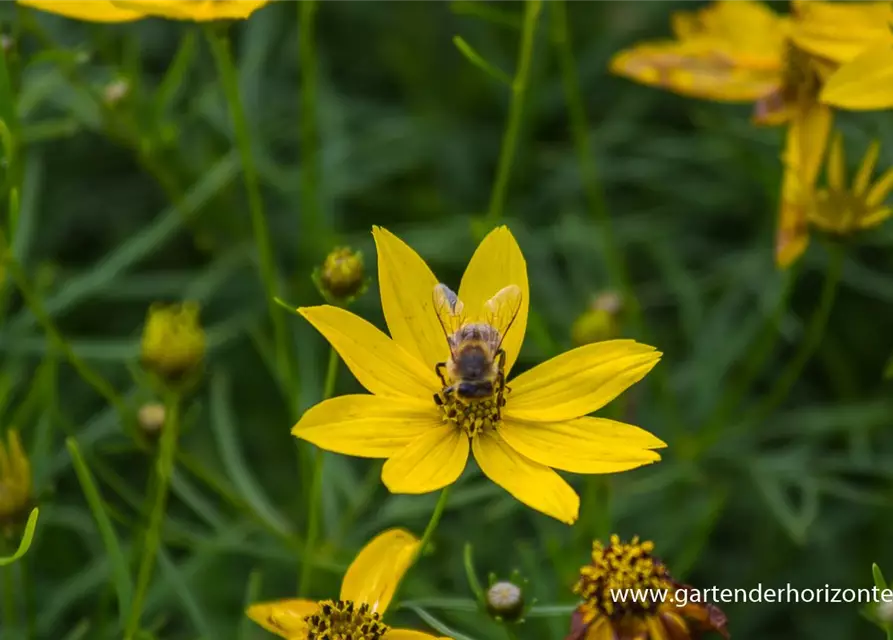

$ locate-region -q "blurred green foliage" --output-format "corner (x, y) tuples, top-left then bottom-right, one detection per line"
(1, 1), (893, 639)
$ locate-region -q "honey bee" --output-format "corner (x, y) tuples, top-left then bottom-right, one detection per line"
(431, 283), (523, 415)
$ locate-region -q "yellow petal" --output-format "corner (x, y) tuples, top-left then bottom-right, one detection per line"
(670, 0), (789, 59)
(775, 103), (832, 268)
(340, 528), (420, 614)
(373, 226), (449, 372)
(821, 41), (893, 110)
(860, 206), (893, 228)
(292, 395), (441, 458)
(610, 41), (781, 102)
(854, 141), (881, 196)
(299, 306), (439, 399)
(827, 132), (846, 192)
(18, 0), (144, 22)
(473, 430), (579, 524)
(245, 598), (318, 639)
(111, 0), (269, 20)
(457, 226), (529, 376)
(384, 630), (450, 640)
(381, 426), (469, 494)
(498, 417), (664, 474)
(790, 0), (893, 64)
(868, 168), (893, 207)
(505, 340), (660, 422)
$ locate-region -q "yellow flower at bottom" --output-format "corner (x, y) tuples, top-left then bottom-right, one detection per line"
(110, 0), (269, 21)
(246, 529), (448, 640)
(567, 535), (729, 640)
(17, 0), (144, 22)
(0, 430), (32, 532)
(292, 226), (665, 525)
(807, 134), (893, 235)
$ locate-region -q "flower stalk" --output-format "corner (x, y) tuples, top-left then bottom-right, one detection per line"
(205, 25), (295, 399)
(485, 0), (541, 227)
(751, 243), (844, 425)
(298, 0), (324, 255)
(125, 391), (181, 639)
(297, 347), (340, 594)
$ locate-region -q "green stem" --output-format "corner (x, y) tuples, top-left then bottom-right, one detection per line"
(298, 0), (323, 254)
(412, 486), (451, 566)
(485, 0), (541, 226)
(21, 553), (35, 638)
(297, 347), (340, 595)
(1, 538), (15, 632)
(699, 266), (798, 451)
(125, 392), (181, 639)
(205, 26), (294, 398)
(0, 239), (130, 421)
(749, 245), (844, 426)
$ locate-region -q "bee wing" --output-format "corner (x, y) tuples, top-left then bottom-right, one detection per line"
(484, 284), (523, 353)
(433, 284), (467, 352)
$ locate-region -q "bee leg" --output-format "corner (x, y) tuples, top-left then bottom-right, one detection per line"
(495, 371), (507, 420)
(433, 393), (444, 406)
(435, 362), (449, 388)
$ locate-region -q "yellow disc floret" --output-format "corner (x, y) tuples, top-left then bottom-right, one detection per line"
(574, 535), (672, 622)
(439, 395), (500, 438)
(305, 599), (390, 640)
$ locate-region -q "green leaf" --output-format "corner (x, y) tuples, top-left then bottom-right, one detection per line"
(401, 604), (478, 640)
(452, 36), (512, 86)
(874, 563), (888, 591)
(751, 466), (819, 545)
(0, 507), (39, 565)
(66, 438), (133, 627)
(463, 543), (486, 605)
(209, 371), (294, 537)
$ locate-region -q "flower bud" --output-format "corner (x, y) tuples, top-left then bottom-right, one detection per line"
(140, 302), (206, 385)
(878, 600), (893, 624)
(103, 78), (130, 106)
(0, 430), (33, 534)
(315, 247), (367, 303)
(486, 580), (525, 622)
(138, 402), (166, 437)
(571, 292), (622, 346)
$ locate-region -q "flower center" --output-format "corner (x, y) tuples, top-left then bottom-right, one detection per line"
(780, 43), (821, 104)
(304, 600), (389, 640)
(438, 394), (501, 438)
(574, 535), (672, 622)
(810, 189), (870, 235)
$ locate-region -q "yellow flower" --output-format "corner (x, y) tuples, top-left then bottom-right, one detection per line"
(0, 430), (32, 531)
(821, 40), (893, 111)
(140, 302), (206, 383)
(246, 528), (448, 640)
(292, 226), (664, 525)
(807, 134), (893, 235)
(609, 0), (893, 269)
(110, 0), (269, 21)
(17, 1), (144, 22)
(567, 535), (729, 640)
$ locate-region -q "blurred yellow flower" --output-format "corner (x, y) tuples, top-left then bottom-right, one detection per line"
(111, 0), (269, 21)
(17, 0), (144, 22)
(0, 430), (32, 533)
(246, 528), (448, 640)
(807, 134), (893, 235)
(821, 41), (893, 111)
(140, 302), (206, 383)
(293, 226), (664, 525)
(567, 535), (729, 640)
(610, 0), (893, 269)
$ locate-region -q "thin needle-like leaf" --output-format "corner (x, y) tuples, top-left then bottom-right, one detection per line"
(0, 507), (39, 566)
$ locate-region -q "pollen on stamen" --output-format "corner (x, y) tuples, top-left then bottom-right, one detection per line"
(438, 394), (501, 438)
(574, 535), (673, 623)
(304, 599), (390, 640)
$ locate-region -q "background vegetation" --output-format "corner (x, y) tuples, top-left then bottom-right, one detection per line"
(2, 1), (893, 639)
